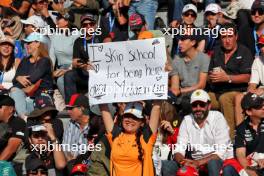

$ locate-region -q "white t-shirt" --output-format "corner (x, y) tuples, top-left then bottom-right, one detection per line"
(2, 66), (16, 89)
(250, 56), (264, 85)
(173, 111), (233, 160)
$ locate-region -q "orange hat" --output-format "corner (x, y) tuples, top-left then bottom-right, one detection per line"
(138, 31), (154, 40)
(258, 35), (264, 45)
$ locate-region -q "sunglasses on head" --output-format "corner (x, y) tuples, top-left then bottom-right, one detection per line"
(183, 12), (196, 18)
(251, 8), (264, 16)
(191, 101), (207, 108)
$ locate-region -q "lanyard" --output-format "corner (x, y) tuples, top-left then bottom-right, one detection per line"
(108, 13), (115, 32)
(254, 29), (260, 56)
(83, 34), (95, 54)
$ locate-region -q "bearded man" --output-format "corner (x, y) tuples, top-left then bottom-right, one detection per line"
(173, 89), (233, 176)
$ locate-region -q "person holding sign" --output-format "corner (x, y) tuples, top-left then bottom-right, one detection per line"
(99, 101), (161, 176)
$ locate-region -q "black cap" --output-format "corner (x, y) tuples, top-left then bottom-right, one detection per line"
(241, 92), (264, 110)
(251, 0), (264, 10)
(0, 95), (15, 107)
(25, 155), (47, 171)
(67, 94), (90, 110)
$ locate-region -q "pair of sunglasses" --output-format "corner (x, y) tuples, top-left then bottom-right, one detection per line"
(251, 8), (264, 16)
(191, 101), (207, 108)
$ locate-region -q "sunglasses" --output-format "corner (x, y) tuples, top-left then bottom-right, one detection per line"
(183, 12), (196, 18)
(82, 22), (96, 28)
(32, 131), (47, 138)
(251, 8), (264, 16)
(28, 169), (48, 175)
(191, 101), (207, 108)
(251, 104), (264, 110)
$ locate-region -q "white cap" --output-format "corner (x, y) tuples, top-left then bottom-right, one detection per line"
(23, 32), (45, 43)
(182, 4), (198, 14)
(21, 15), (45, 28)
(123, 102), (144, 119)
(205, 3), (221, 14)
(190, 89), (211, 104)
(30, 125), (46, 132)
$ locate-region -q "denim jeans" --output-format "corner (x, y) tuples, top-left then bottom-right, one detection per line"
(9, 87), (34, 117)
(206, 159), (223, 176)
(172, 0), (215, 21)
(161, 160), (179, 176)
(222, 165), (240, 176)
(57, 75), (65, 99)
(128, 0), (158, 30)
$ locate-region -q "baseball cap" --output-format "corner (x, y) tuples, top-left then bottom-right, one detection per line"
(129, 13), (145, 31)
(0, 95), (15, 107)
(251, 0), (264, 10)
(25, 155), (47, 172)
(0, 37), (14, 46)
(23, 32), (45, 43)
(123, 102), (144, 119)
(30, 124), (47, 132)
(80, 13), (98, 23)
(241, 92), (264, 110)
(190, 89), (211, 104)
(21, 15), (45, 28)
(71, 164), (88, 175)
(28, 95), (58, 118)
(205, 3), (221, 14)
(182, 4), (198, 15)
(67, 94), (89, 109)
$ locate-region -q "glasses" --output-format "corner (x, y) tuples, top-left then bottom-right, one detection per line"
(82, 22), (96, 28)
(32, 131), (47, 138)
(191, 101), (207, 108)
(183, 12), (196, 18)
(28, 169), (48, 175)
(251, 8), (264, 16)
(252, 104), (264, 110)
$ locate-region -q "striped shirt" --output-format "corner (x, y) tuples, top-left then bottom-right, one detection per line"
(62, 120), (89, 158)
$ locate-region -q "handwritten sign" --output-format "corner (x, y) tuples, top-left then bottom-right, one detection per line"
(88, 38), (168, 105)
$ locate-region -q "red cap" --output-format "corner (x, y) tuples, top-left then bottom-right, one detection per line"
(71, 164), (88, 175)
(176, 166), (198, 176)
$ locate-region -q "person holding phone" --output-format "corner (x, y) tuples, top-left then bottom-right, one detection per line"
(64, 11), (110, 103)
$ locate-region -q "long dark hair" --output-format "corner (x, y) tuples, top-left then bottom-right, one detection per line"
(0, 46), (15, 72)
(135, 126), (144, 162)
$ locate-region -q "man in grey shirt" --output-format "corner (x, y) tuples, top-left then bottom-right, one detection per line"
(170, 31), (210, 115)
